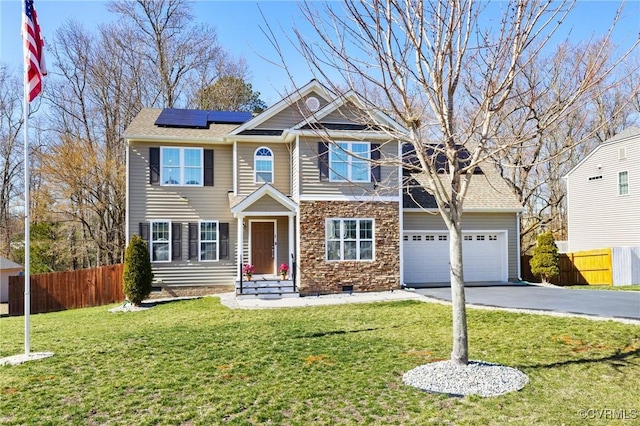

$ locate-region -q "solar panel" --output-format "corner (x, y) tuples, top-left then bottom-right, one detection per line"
(154, 109), (253, 128)
(207, 111), (253, 124)
(155, 109), (209, 128)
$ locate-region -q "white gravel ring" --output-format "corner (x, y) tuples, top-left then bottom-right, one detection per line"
(403, 360), (528, 397)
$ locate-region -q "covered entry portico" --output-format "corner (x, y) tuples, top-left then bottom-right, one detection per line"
(230, 185), (298, 296)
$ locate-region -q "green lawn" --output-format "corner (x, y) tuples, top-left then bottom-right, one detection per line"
(1, 298), (638, 425)
(564, 285), (640, 291)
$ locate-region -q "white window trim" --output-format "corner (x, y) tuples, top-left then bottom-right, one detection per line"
(329, 141), (371, 182)
(160, 147), (204, 187)
(199, 220), (219, 262)
(254, 146), (274, 184)
(618, 170), (629, 196)
(325, 218), (375, 261)
(150, 220), (171, 263)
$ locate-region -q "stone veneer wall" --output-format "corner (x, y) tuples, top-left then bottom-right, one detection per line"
(298, 201), (400, 295)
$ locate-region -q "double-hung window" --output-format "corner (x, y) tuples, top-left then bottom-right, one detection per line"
(254, 147), (273, 183)
(329, 142), (370, 182)
(161, 147), (203, 186)
(326, 218), (374, 261)
(151, 221), (171, 262)
(618, 171), (629, 196)
(200, 221), (218, 261)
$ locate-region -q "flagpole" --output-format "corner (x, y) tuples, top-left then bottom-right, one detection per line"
(22, 0), (31, 357)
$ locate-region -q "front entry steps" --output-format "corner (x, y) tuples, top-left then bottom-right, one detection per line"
(236, 276), (298, 300)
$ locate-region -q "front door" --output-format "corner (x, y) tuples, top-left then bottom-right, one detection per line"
(251, 221), (275, 274)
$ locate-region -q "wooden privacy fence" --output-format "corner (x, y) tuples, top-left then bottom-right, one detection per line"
(8, 264), (125, 316)
(522, 248), (612, 285)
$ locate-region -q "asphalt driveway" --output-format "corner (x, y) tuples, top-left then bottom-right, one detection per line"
(410, 283), (640, 321)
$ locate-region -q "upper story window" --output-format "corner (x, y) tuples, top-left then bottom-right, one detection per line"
(618, 171), (629, 196)
(329, 142), (370, 182)
(326, 218), (374, 261)
(161, 147), (203, 186)
(254, 147), (273, 184)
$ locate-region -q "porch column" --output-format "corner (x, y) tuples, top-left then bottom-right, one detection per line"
(237, 215), (244, 280)
(288, 212), (295, 274)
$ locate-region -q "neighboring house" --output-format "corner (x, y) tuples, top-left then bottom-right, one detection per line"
(124, 80), (522, 296)
(1, 258), (23, 303)
(565, 127), (640, 252)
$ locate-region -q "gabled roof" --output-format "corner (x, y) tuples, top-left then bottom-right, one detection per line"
(403, 145), (522, 211)
(230, 184), (297, 216)
(564, 126), (640, 179)
(231, 80), (335, 136)
(1, 258), (23, 270)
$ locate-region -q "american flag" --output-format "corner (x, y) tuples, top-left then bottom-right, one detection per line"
(23, 0), (47, 102)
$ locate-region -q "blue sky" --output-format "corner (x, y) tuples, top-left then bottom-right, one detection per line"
(1, 0), (639, 105)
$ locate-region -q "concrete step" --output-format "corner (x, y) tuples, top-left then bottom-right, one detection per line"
(236, 291), (299, 300)
(237, 285), (296, 294)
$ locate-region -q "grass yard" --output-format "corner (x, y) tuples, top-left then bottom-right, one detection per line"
(565, 285), (640, 291)
(1, 298), (638, 425)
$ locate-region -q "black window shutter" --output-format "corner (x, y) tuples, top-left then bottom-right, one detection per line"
(188, 223), (198, 260)
(318, 141), (329, 181)
(139, 223), (150, 242)
(149, 147), (160, 185)
(370, 143), (381, 183)
(204, 149), (214, 186)
(172, 223), (182, 260)
(219, 223), (229, 260)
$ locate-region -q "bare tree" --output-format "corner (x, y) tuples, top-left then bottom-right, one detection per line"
(281, 0), (637, 365)
(107, 0), (247, 108)
(0, 65), (25, 258)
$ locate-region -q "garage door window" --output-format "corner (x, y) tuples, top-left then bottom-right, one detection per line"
(326, 218), (374, 261)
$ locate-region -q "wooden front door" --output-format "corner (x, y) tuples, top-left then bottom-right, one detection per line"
(251, 222), (275, 274)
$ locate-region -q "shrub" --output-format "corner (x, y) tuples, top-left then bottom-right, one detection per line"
(122, 235), (153, 305)
(530, 231), (559, 284)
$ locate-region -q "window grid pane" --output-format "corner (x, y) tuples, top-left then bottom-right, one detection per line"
(151, 222), (170, 262)
(326, 219), (374, 261)
(200, 222), (218, 261)
(161, 147), (203, 186)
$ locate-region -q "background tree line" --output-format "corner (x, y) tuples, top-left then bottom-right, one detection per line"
(2, 0), (639, 275)
(0, 0), (265, 272)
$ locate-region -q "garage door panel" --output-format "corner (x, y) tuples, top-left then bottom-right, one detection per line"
(403, 232), (505, 284)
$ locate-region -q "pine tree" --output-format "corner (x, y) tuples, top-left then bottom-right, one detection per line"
(530, 231), (559, 284)
(122, 235), (153, 305)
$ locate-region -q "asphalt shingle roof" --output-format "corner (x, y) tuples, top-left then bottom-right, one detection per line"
(124, 108), (240, 140)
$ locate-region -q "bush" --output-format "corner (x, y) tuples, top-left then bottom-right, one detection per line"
(530, 231), (559, 284)
(122, 235), (153, 305)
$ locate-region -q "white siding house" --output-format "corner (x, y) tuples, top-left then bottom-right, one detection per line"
(565, 127), (640, 252)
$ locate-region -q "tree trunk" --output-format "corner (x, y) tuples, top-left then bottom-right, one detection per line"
(449, 210), (468, 365)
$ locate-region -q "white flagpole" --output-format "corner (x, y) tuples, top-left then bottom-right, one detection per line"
(22, 0), (31, 357)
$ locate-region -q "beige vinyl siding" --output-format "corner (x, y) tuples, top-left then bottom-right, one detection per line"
(567, 136), (640, 251)
(236, 142), (291, 196)
(292, 140), (300, 201)
(242, 217), (292, 268)
(244, 195), (291, 212)
(128, 141), (236, 287)
(257, 94), (330, 129)
(403, 212), (520, 280)
(298, 137), (399, 198)
(321, 103), (366, 124)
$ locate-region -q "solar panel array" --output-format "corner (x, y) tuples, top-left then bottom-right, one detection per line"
(155, 108), (253, 128)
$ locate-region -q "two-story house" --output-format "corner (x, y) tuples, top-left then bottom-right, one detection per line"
(565, 126), (640, 252)
(124, 80), (522, 297)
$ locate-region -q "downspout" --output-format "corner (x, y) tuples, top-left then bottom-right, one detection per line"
(125, 141), (130, 244)
(398, 140), (404, 288)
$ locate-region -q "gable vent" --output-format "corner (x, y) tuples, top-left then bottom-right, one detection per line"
(619, 147), (627, 160)
(305, 96), (320, 112)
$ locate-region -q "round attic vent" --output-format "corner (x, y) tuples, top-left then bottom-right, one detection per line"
(305, 96), (320, 112)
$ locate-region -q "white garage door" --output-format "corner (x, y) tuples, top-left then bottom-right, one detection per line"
(403, 232), (505, 284)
